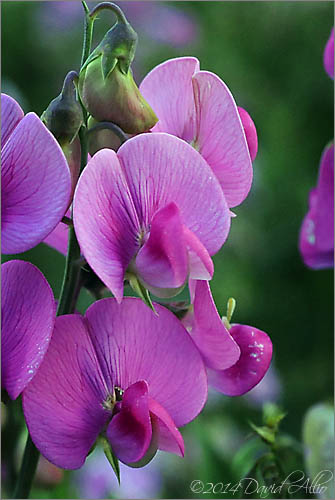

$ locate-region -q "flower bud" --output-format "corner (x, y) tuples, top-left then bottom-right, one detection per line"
(41, 71), (83, 146)
(78, 17), (157, 134)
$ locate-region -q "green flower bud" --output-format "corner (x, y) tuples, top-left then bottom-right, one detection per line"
(78, 16), (157, 134)
(41, 71), (83, 146)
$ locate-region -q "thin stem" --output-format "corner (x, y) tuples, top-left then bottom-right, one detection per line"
(88, 2), (128, 25)
(12, 435), (39, 499)
(81, 1), (94, 67)
(87, 121), (127, 144)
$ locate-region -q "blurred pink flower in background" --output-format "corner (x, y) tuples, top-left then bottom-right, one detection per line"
(323, 27), (334, 79)
(299, 143), (334, 269)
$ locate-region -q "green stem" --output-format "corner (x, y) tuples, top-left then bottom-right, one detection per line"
(12, 435), (40, 499)
(81, 1), (94, 67)
(86, 121), (127, 144)
(88, 2), (128, 25)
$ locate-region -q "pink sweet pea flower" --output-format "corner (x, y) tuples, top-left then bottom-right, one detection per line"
(183, 281), (272, 396)
(323, 28), (334, 80)
(73, 133), (230, 301)
(23, 298), (207, 469)
(1, 94), (71, 254)
(140, 57), (256, 208)
(1, 260), (55, 400)
(299, 143), (334, 269)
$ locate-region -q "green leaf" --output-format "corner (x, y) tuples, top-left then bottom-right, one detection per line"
(101, 436), (120, 484)
(263, 403), (287, 431)
(249, 421), (276, 445)
(127, 273), (157, 314)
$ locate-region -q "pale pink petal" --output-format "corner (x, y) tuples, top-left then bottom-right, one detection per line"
(117, 133), (230, 256)
(193, 71), (253, 208)
(135, 202), (188, 289)
(183, 226), (213, 280)
(1, 113), (71, 254)
(208, 324), (273, 396)
(237, 107), (258, 161)
(85, 298), (208, 427)
(149, 398), (184, 457)
(1, 93), (24, 147)
(23, 315), (111, 469)
(2, 260), (55, 400)
(140, 57), (200, 141)
(73, 149), (140, 302)
(186, 280), (240, 370)
(107, 381), (152, 464)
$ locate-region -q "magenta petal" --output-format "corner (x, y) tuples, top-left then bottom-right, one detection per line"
(299, 144), (334, 269)
(85, 298), (208, 426)
(107, 381), (152, 464)
(208, 324), (273, 396)
(73, 149), (140, 302)
(1, 113), (71, 254)
(1, 93), (24, 147)
(140, 57), (200, 141)
(237, 107), (258, 162)
(183, 226), (213, 280)
(23, 315), (110, 469)
(187, 281), (240, 370)
(1, 260), (55, 400)
(135, 202), (188, 288)
(149, 398), (184, 457)
(314, 144), (334, 251)
(193, 71), (253, 208)
(323, 28), (334, 79)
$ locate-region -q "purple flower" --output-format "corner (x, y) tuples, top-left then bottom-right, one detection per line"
(183, 280), (272, 396)
(323, 28), (334, 80)
(1, 260), (55, 400)
(22, 298), (207, 469)
(140, 57), (255, 208)
(1, 94), (71, 254)
(299, 143), (334, 269)
(73, 133), (229, 300)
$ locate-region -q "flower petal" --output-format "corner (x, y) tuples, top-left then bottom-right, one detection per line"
(135, 202), (188, 289)
(149, 398), (184, 457)
(323, 28), (334, 80)
(117, 133), (230, 256)
(1, 113), (71, 254)
(107, 381), (152, 464)
(1, 93), (24, 147)
(237, 107), (258, 162)
(314, 144), (334, 252)
(23, 314), (111, 469)
(208, 324), (273, 396)
(85, 297), (208, 427)
(1, 260), (55, 400)
(140, 57), (200, 141)
(185, 280), (240, 370)
(299, 144), (334, 269)
(73, 149), (140, 302)
(192, 71), (253, 208)
(183, 226), (213, 280)
(43, 220), (69, 256)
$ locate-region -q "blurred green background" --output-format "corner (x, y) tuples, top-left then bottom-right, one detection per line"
(2, 1), (333, 499)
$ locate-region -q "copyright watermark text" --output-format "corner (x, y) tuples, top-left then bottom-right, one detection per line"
(190, 470), (333, 497)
